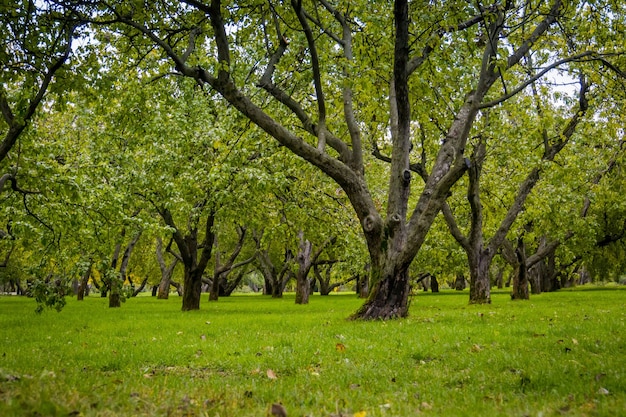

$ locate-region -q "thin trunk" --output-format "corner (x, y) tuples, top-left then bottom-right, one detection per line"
(209, 272), (220, 301)
(430, 275), (439, 293)
(110, 230), (142, 308)
(512, 238), (529, 300)
(76, 260), (93, 301)
(170, 281), (183, 296)
(356, 273), (369, 298)
(156, 237), (179, 299)
(132, 276), (149, 297)
(108, 240), (123, 308)
(295, 231), (333, 305)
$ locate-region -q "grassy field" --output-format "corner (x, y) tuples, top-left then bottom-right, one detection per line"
(0, 287), (624, 416)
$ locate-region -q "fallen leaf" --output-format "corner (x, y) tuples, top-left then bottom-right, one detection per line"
(335, 343), (346, 352)
(597, 387), (610, 395)
(572, 338), (579, 345)
(354, 411), (367, 417)
(200, 335), (206, 341)
(266, 369), (278, 380)
(420, 402), (433, 410)
(176, 331), (183, 335)
(270, 403), (287, 416)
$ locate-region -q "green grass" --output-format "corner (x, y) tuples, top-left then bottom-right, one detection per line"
(0, 287), (625, 416)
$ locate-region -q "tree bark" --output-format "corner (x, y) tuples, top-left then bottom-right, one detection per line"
(76, 260), (92, 301)
(430, 275), (439, 293)
(155, 237), (179, 299)
(512, 238), (529, 300)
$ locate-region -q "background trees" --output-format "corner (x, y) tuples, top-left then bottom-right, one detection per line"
(0, 0), (624, 317)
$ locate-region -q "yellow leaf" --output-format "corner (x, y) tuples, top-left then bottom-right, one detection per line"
(354, 411), (367, 417)
(335, 343), (346, 352)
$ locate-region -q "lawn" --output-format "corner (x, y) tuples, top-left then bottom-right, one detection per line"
(0, 287), (624, 416)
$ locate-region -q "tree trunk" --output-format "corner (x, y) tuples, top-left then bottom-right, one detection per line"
(294, 231), (313, 305)
(352, 261), (411, 320)
(431, 275), (439, 293)
(356, 274), (369, 298)
(156, 238), (178, 300)
(263, 277), (273, 295)
(182, 268), (203, 311)
(512, 238), (529, 300)
(157, 277), (171, 299)
(170, 281), (183, 296)
(221, 269), (249, 296)
(295, 272), (311, 304)
(454, 273), (467, 291)
(209, 273), (220, 301)
(76, 261), (92, 301)
(468, 256), (490, 303)
(315, 265), (329, 295)
(109, 291), (121, 308)
(495, 268), (504, 289)
(529, 264), (542, 295)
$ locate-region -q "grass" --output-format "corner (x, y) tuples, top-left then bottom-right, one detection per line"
(0, 286), (624, 416)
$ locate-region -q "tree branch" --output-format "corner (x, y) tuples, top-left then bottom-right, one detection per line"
(292, 0), (327, 152)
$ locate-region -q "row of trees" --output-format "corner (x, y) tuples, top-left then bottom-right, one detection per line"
(0, 0), (624, 318)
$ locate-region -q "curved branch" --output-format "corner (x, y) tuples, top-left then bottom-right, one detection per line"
(479, 51), (594, 109)
(292, 0), (327, 152)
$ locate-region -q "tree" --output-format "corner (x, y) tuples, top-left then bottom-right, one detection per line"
(208, 226), (254, 301)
